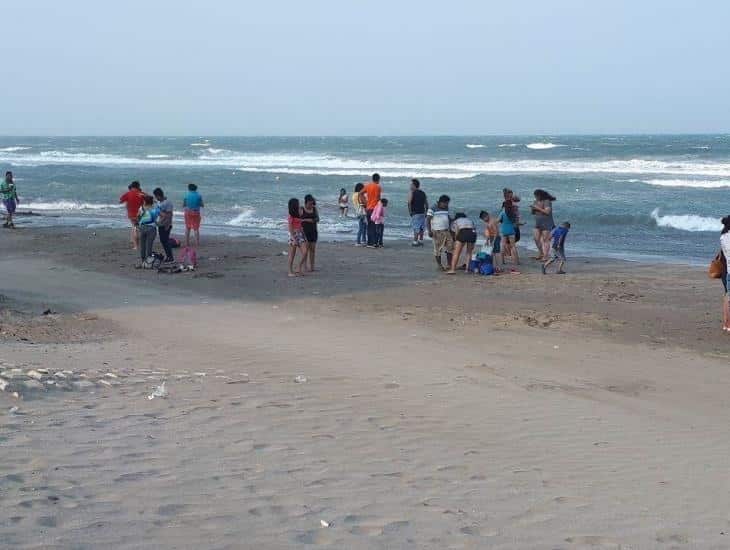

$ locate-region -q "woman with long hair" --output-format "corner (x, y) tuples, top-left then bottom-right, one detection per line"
(531, 189), (556, 261)
(720, 216), (730, 331)
(287, 198), (308, 277)
(301, 194), (320, 272)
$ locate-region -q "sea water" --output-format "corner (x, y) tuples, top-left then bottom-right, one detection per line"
(0, 135), (728, 264)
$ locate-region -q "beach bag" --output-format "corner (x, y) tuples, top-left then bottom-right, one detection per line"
(169, 236), (181, 249)
(468, 259), (481, 273)
(479, 262), (495, 276)
(709, 251), (726, 279)
(143, 254), (162, 270)
(181, 246), (197, 268)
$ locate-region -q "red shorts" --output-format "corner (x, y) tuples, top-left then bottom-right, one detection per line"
(185, 210), (201, 230)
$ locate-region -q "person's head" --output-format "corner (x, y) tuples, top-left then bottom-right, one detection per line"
(304, 194), (316, 207)
(372, 173), (380, 183)
(561, 221), (571, 229)
(5, 171), (12, 182)
(534, 189), (556, 201)
(152, 187), (165, 201)
(188, 183), (198, 192)
(288, 198), (300, 217)
(354, 182), (364, 193)
(143, 195), (154, 207)
(437, 194), (450, 208)
(411, 178), (420, 190)
(339, 188), (346, 196)
(130, 180), (141, 190)
(380, 198), (388, 207)
(479, 210), (490, 221)
(503, 187), (513, 199)
(454, 212), (466, 220)
(722, 216), (730, 235)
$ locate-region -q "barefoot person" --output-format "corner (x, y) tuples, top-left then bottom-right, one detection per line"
(363, 173), (382, 248)
(183, 183), (204, 247)
(447, 212), (477, 274)
(338, 188), (349, 217)
(1, 171), (19, 229)
(721, 216), (730, 332)
(426, 195), (453, 270)
(407, 178), (427, 246)
(531, 189), (556, 260)
(119, 180), (145, 249)
(301, 194), (319, 272)
(371, 197), (388, 248)
(542, 222), (570, 275)
(153, 187), (174, 263)
(137, 195), (159, 266)
(352, 183), (367, 246)
(498, 200), (519, 269)
(287, 198), (308, 277)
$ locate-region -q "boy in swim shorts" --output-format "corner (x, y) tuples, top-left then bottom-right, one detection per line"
(542, 222), (570, 274)
(183, 183), (204, 247)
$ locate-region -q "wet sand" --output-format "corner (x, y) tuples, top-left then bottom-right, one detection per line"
(1, 227), (729, 549)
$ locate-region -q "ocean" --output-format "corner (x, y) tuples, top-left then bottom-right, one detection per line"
(0, 135), (728, 264)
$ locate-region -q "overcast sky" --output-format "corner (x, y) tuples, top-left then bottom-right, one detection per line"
(2, 0), (729, 135)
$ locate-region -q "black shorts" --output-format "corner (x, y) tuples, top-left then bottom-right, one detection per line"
(456, 228), (477, 244)
(303, 227), (318, 243)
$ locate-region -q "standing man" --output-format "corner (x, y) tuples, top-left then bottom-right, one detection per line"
(119, 181), (146, 250)
(362, 173), (381, 248)
(426, 194), (454, 270)
(1, 171), (19, 229)
(407, 178), (427, 246)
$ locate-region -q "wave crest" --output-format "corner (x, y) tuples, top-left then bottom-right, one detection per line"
(526, 142), (564, 150)
(651, 208), (720, 232)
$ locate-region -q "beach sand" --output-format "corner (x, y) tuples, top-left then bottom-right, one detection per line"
(1, 227), (729, 549)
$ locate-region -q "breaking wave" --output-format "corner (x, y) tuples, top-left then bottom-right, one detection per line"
(642, 179), (730, 189)
(0, 146), (31, 152)
(465, 144), (486, 149)
(526, 142), (564, 150)
(22, 201), (122, 211)
(650, 208), (720, 232)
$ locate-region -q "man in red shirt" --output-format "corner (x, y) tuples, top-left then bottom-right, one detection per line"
(362, 173), (381, 247)
(119, 181), (145, 249)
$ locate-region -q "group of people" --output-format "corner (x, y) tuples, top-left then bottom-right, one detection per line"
(119, 181), (204, 266)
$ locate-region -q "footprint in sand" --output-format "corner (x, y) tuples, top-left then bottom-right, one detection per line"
(565, 535), (622, 548)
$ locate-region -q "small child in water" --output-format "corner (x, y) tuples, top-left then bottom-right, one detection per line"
(542, 222), (570, 274)
(338, 188), (349, 217)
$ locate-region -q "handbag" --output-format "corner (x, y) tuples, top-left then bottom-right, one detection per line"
(709, 251), (726, 279)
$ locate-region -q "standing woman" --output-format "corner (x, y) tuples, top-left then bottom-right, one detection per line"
(447, 212), (477, 274)
(352, 183), (367, 246)
(287, 198), (308, 277)
(499, 200), (519, 268)
(301, 194), (320, 272)
(720, 216), (730, 331)
(531, 189), (556, 260)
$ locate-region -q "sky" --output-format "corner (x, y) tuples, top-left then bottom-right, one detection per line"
(2, 0), (730, 135)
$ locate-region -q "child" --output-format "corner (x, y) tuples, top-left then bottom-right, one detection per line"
(338, 188), (349, 217)
(119, 180), (145, 248)
(1, 171), (19, 229)
(447, 212), (477, 274)
(498, 201), (520, 269)
(426, 195), (453, 270)
(183, 183), (204, 247)
(479, 210), (502, 269)
(137, 195), (159, 265)
(153, 187), (174, 263)
(542, 222), (570, 274)
(300, 194), (319, 271)
(287, 198), (308, 277)
(371, 198), (388, 247)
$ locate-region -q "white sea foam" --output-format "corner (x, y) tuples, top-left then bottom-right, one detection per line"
(642, 179), (730, 189)
(146, 154), (170, 159)
(498, 143), (519, 148)
(204, 148), (227, 155)
(465, 144), (486, 149)
(526, 142), (564, 150)
(651, 208), (720, 232)
(190, 142), (210, 147)
(0, 146), (31, 152)
(23, 201), (122, 211)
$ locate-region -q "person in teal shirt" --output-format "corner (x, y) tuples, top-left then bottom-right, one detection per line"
(182, 183), (204, 247)
(1, 171), (19, 228)
(498, 201), (519, 267)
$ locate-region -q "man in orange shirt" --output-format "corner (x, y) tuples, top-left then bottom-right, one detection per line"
(362, 173), (381, 247)
(119, 180), (146, 250)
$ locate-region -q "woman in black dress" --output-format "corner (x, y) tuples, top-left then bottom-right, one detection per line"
(301, 194), (320, 272)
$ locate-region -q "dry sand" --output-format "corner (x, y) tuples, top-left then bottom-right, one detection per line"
(1, 227), (729, 549)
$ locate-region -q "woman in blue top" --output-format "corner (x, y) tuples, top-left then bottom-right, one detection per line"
(498, 201), (519, 267)
(137, 195), (159, 264)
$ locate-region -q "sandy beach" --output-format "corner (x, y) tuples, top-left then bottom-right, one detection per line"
(2, 227), (730, 549)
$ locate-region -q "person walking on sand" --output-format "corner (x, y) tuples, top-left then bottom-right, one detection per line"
(447, 212), (477, 274)
(119, 180), (145, 249)
(352, 183), (368, 246)
(1, 171), (19, 229)
(720, 217), (730, 332)
(542, 222), (570, 275)
(153, 187), (174, 263)
(183, 183), (204, 247)
(363, 173), (382, 248)
(287, 198), (308, 277)
(338, 188), (349, 217)
(301, 194), (320, 272)
(531, 189), (556, 260)
(426, 194), (454, 270)
(407, 178), (427, 246)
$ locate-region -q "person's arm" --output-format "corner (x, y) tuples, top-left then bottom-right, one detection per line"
(532, 201), (551, 215)
(426, 210), (433, 237)
(119, 191), (127, 204)
(182, 196), (187, 209)
(406, 190), (413, 216)
(199, 196), (204, 208)
(314, 207), (320, 224)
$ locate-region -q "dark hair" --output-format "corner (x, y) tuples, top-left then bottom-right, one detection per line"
(339, 188), (346, 195)
(354, 182), (364, 192)
(502, 187), (512, 197)
(288, 198), (300, 218)
(130, 180), (141, 190)
(534, 189), (556, 201)
(5, 171), (12, 178)
(454, 212), (466, 219)
(722, 216), (730, 235)
(411, 178), (420, 189)
(381, 198), (388, 207)
(143, 195), (154, 206)
(479, 210), (489, 220)
(188, 183), (198, 192)
(438, 194), (450, 204)
(372, 173), (380, 182)
(152, 187), (164, 199)
(562, 221), (571, 229)
(304, 194), (315, 205)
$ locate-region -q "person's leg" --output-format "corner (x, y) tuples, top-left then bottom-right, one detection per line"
(158, 226), (173, 261)
(433, 231), (444, 269)
(309, 242), (317, 271)
(194, 227), (200, 247)
(288, 243), (297, 276)
(511, 235), (520, 265)
(465, 243), (475, 271)
(298, 242), (309, 273)
(448, 241), (464, 273)
(185, 226), (191, 247)
(533, 228), (543, 259)
(557, 249), (566, 273)
(377, 224), (384, 247)
(366, 210), (375, 246)
(724, 292), (730, 330)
